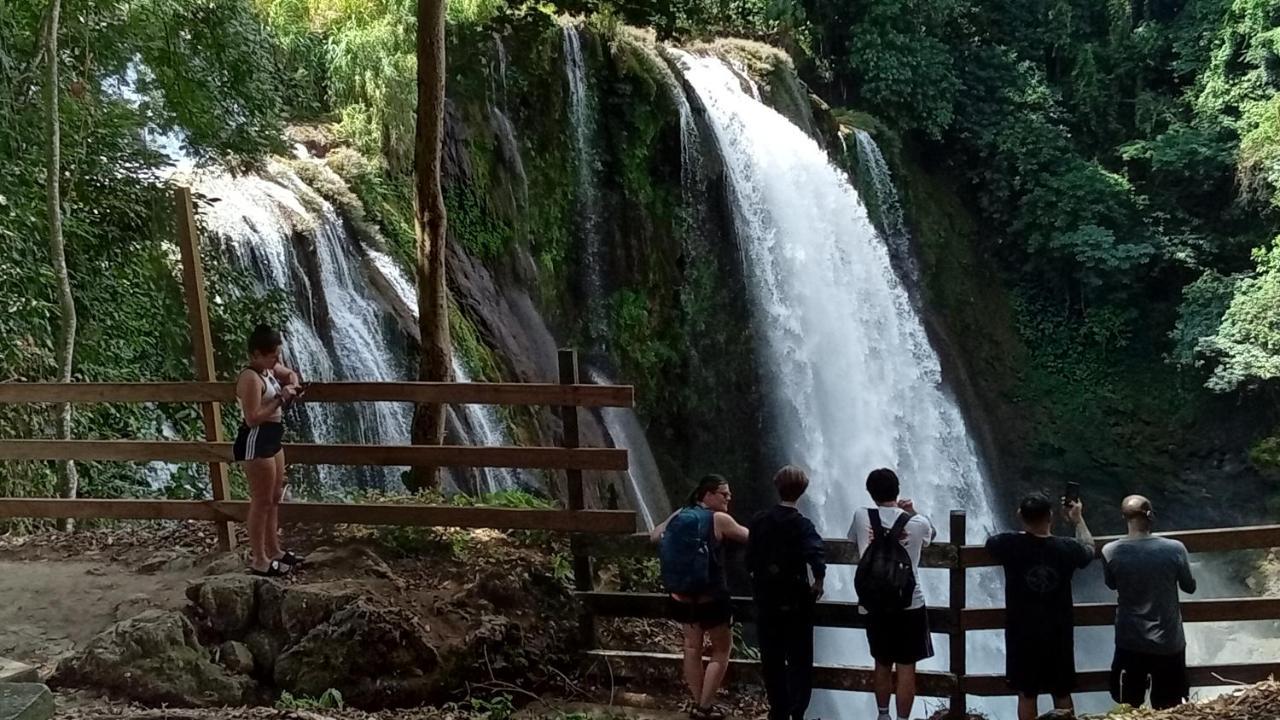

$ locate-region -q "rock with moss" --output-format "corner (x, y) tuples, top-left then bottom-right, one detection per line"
(51, 610), (254, 707)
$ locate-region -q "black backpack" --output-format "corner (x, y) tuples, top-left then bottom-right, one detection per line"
(854, 509), (916, 614)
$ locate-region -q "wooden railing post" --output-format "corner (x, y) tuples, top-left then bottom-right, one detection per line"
(175, 187), (235, 552)
(949, 510), (967, 719)
(558, 348), (596, 648)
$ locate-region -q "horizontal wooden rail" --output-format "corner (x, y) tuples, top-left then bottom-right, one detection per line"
(0, 440), (628, 470)
(0, 381), (634, 408)
(0, 498), (637, 533)
(577, 533), (960, 568)
(585, 649), (957, 696)
(960, 523), (1280, 567)
(962, 596), (1280, 630)
(964, 661), (1280, 696)
(579, 591), (956, 633)
(582, 523), (1280, 568)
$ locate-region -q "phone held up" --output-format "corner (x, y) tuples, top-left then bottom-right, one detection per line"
(1062, 481), (1081, 506)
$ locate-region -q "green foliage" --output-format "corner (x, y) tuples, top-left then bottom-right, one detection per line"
(1251, 434), (1280, 472)
(609, 289), (679, 415)
(276, 688), (345, 710)
(1198, 241), (1280, 391)
(445, 693), (516, 720)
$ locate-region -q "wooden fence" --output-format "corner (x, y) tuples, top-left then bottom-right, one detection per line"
(575, 514), (1280, 716)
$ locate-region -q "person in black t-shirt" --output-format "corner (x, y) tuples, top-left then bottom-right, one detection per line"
(985, 494), (1095, 720)
(747, 466), (826, 720)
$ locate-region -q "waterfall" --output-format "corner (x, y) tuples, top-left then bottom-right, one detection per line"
(490, 107), (529, 215)
(586, 367), (670, 531)
(193, 163), (413, 493)
(492, 32), (510, 107)
(676, 52), (1003, 717)
(852, 129), (919, 286)
(362, 248), (524, 496)
(561, 25), (607, 344)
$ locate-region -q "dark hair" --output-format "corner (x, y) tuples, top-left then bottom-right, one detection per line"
(1018, 494), (1053, 524)
(688, 473), (728, 506)
(865, 468), (899, 504)
(773, 465), (809, 502)
(247, 324), (282, 355)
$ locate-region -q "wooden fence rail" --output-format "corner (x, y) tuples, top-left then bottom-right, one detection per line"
(579, 515), (1280, 716)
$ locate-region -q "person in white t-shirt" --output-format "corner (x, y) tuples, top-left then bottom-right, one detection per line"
(848, 468), (936, 720)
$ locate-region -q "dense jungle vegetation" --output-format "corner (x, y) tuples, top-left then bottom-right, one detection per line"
(0, 0), (1277, 512)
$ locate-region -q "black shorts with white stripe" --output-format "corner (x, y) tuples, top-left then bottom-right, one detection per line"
(233, 421), (285, 461)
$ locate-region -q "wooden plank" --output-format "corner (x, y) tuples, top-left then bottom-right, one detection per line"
(579, 534), (959, 568)
(578, 591), (956, 633)
(963, 597), (1280, 630)
(948, 511), (967, 719)
(0, 440), (628, 470)
(584, 649), (957, 697)
(960, 524), (1280, 567)
(174, 186), (234, 552)
(0, 498), (637, 533)
(964, 662), (1280, 696)
(0, 381), (634, 408)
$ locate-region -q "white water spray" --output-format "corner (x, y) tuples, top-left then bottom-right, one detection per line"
(677, 51), (1002, 717)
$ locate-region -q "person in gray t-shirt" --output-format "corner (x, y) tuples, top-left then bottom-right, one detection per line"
(1101, 495), (1196, 709)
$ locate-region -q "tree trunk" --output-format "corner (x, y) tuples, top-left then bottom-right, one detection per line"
(407, 0), (451, 493)
(44, 0), (78, 525)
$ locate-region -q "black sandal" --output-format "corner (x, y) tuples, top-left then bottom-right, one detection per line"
(249, 560), (290, 577)
(276, 551), (304, 567)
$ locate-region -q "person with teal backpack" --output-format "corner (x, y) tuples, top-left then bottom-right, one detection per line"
(651, 475), (750, 719)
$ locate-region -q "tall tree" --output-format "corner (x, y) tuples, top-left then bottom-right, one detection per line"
(408, 0), (451, 491)
(43, 0), (79, 520)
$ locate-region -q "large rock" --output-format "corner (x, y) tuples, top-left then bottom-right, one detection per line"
(51, 610), (252, 707)
(258, 583), (358, 642)
(216, 641), (255, 676)
(186, 575), (260, 638)
(241, 630), (282, 678)
(0, 658), (37, 684)
(274, 601), (440, 708)
(0, 684), (52, 720)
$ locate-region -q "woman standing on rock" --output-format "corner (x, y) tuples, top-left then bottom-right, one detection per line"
(234, 324), (304, 577)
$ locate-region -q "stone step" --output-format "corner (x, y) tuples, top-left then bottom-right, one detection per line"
(0, 683), (53, 720)
(0, 660), (36, 685)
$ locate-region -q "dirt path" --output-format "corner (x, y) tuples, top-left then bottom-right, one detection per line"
(0, 558), (200, 673)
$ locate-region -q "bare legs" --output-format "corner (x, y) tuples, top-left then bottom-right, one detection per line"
(246, 451), (287, 572)
(681, 623), (734, 710)
(245, 458), (274, 571)
(873, 662), (917, 718)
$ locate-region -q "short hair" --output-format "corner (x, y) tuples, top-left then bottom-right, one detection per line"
(1018, 494), (1053, 524)
(247, 324), (282, 355)
(773, 465), (809, 502)
(866, 468), (899, 504)
(688, 473), (728, 506)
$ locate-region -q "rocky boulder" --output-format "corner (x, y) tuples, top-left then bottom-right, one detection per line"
(273, 601), (440, 708)
(51, 610), (253, 707)
(0, 684), (53, 720)
(186, 575), (259, 638)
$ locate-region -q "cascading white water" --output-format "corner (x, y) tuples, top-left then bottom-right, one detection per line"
(193, 163), (413, 492)
(586, 367), (670, 530)
(562, 25), (607, 342)
(363, 247), (524, 495)
(677, 51), (1004, 717)
(852, 129), (919, 286)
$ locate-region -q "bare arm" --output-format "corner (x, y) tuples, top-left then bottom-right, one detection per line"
(272, 362), (300, 387)
(236, 370), (281, 427)
(1067, 501), (1096, 564)
(715, 511), (749, 544)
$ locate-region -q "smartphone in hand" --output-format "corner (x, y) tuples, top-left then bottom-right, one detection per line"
(1063, 481), (1081, 506)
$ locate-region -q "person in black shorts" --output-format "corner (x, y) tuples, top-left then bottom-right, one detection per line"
(985, 494), (1095, 720)
(1102, 495), (1197, 710)
(651, 475), (749, 719)
(234, 324), (304, 577)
